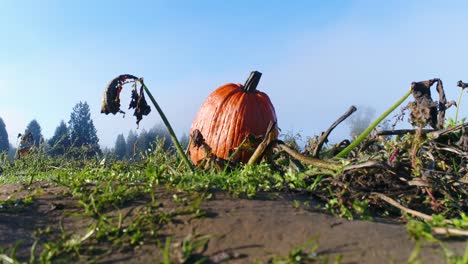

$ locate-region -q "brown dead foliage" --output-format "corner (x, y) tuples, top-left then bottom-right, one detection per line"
(101, 74), (151, 125)
(408, 79), (456, 129)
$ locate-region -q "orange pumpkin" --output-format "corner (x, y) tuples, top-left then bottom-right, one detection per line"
(189, 71), (278, 164)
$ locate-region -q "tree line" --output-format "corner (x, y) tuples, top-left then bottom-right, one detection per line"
(0, 102), (377, 159)
(0, 101), (182, 160)
(112, 126), (188, 161)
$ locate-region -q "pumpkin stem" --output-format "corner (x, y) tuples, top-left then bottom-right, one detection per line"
(243, 71), (262, 93)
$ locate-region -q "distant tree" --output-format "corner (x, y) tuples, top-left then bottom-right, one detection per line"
(347, 106), (375, 139)
(7, 144), (16, 160)
(68, 101), (101, 156)
(136, 129), (149, 153)
(126, 130), (138, 159)
(150, 124), (172, 150)
(136, 124), (173, 157)
(114, 134), (126, 160)
(24, 119), (43, 147)
(179, 133), (189, 150)
(122, 125), (172, 160)
(101, 147), (113, 158)
(48, 120), (71, 156)
(0, 117), (8, 153)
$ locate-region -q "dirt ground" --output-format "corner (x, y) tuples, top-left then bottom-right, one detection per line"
(0, 182), (466, 263)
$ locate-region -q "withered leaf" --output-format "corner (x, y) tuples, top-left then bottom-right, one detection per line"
(128, 85), (151, 125)
(129, 87), (138, 110)
(457, 80), (468, 89)
(409, 79), (455, 129)
(409, 79), (439, 129)
(191, 129), (206, 149)
(101, 74), (139, 115)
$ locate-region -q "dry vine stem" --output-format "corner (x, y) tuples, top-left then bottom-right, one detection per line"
(276, 142), (342, 171)
(311, 105), (356, 158)
(432, 227), (468, 237)
(377, 122), (467, 137)
(247, 121), (277, 165)
(372, 192), (467, 228)
(342, 160), (397, 174)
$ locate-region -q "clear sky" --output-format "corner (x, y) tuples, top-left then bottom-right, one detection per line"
(1, 0), (467, 148)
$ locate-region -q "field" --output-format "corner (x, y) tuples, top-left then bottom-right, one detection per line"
(0, 130), (467, 264)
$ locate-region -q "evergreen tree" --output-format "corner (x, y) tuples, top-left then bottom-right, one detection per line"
(25, 119), (43, 146)
(179, 133), (189, 150)
(134, 125), (173, 159)
(7, 144), (15, 160)
(149, 124), (172, 151)
(0, 117), (8, 153)
(114, 134), (126, 160)
(68, 101), (101, 156)
(101, 147), (113, 158)
(136, 129), (149, 156)
(48, 120), (71, 156)
(126, 130), (138, 159)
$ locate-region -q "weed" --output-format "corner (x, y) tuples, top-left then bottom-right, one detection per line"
(269, 237), (340, 264)
(0, 195), (35, 213)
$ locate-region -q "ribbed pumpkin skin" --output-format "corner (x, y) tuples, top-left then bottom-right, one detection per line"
(190, 83), (277, 164)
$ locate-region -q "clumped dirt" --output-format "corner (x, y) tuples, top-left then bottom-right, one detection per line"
(0, 182), (465, 263)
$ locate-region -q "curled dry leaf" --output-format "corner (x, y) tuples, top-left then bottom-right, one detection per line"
(409, 79), (456, 129)
(101, 74), (151, 125)
(457, 80), (468, 89)
(191, 129), (208, 149)
(129, 84), (151, 125)
(190, 129), (230, 170)
(101, 74), (139, 115)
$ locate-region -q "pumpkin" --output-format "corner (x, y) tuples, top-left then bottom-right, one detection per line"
(189, 71), (278, 164)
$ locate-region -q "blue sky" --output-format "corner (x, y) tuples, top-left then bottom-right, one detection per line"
(1, 1), (467, 148)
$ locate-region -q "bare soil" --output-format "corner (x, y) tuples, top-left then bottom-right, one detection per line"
(0, 182), (465, 263)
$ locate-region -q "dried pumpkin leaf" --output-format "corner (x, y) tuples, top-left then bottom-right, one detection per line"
(409, 79), (455, 129)
(190, 129), (231, 170)
(128, 85), (151, 125)
(191, 129), (208, 149)
(101, 74), (139, 115)
(101, 74), (151, 125)
(409, 79), (439, 128)
(457, 80), (468, 89)
(129, 84), (139, 110)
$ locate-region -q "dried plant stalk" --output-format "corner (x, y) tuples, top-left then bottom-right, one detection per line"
(101, 75), (194, 172)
